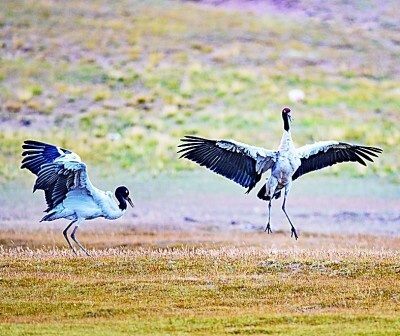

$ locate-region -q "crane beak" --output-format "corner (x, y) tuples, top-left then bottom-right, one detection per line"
(288, 113), (294, 122)
(126, 196), (134, 208)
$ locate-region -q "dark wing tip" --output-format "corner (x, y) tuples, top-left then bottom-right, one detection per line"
(362, 146), (383, 154)
(178, 136), (215, 155)
(22, 139), (46, 147)
(181, 135), (206, 140)
(23, 139), (36, 145)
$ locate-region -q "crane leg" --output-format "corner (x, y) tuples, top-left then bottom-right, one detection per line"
(282, 196), (298, 240)
(264, 200), (272, 234)
(263, 178), (278, 234)
(63, 220), (77, 254)
(71, 223), (90, 256)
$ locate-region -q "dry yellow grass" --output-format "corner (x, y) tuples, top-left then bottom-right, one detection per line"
(0, 231), (399, 335)
(0, 229), (400, 250)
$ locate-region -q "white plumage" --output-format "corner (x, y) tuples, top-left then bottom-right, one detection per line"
(179, 107), (382, 239)
(21, 140), (134, 255)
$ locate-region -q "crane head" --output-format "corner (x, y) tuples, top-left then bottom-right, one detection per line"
(116, 186), (134, 208)
(282, 107), (293, 122)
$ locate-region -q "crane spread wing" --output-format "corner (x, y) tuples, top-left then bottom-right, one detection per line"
(21, 140), (95, 212)
(292, 141), (382, 181)
(21, 140), (73, 175)
(178, 135), (277, 192)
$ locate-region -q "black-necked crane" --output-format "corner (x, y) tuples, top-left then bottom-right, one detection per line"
(178, 108), (382, 239)
(21, 140), (134, 255)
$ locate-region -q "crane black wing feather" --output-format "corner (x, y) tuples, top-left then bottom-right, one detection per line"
(36, 162), (92, 212)
(21, 140), (94, 212)
(21, 140), (72, 175)
(293, 142), (382, 181)
(178, 135), (277, 192)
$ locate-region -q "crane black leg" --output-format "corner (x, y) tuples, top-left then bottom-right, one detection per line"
(71, 226), (90, 256)
(63, 220), (77, 254)
(282, 197), (298, 240)
(264, 200), (272, 234)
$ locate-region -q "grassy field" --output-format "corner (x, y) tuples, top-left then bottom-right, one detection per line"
(0, 0), (399, 181)
(0, 232), (399, 335)
(1, 1), (399, 335)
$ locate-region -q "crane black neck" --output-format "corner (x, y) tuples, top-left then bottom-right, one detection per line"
(115, 190), (127, 210)
(282, 111), (290, 132)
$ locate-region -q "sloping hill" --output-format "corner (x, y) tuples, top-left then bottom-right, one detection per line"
(0, 0), (398, 179)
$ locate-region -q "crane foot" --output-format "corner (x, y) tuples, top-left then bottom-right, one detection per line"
(264, 223), (272, 234)
(291, 227), (298, 240)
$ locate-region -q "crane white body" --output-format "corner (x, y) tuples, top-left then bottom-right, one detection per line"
(46, 185), (126, 222)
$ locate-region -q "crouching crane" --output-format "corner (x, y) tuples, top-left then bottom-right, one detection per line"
(178, 108), (382, 239)
(21, 140), (134, 255)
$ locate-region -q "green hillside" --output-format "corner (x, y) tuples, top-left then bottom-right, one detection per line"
(0, 0), (398, 180)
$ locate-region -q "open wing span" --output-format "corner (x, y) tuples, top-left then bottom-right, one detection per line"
(178, 135), (277, 192)
(293, 141), (382, 180)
